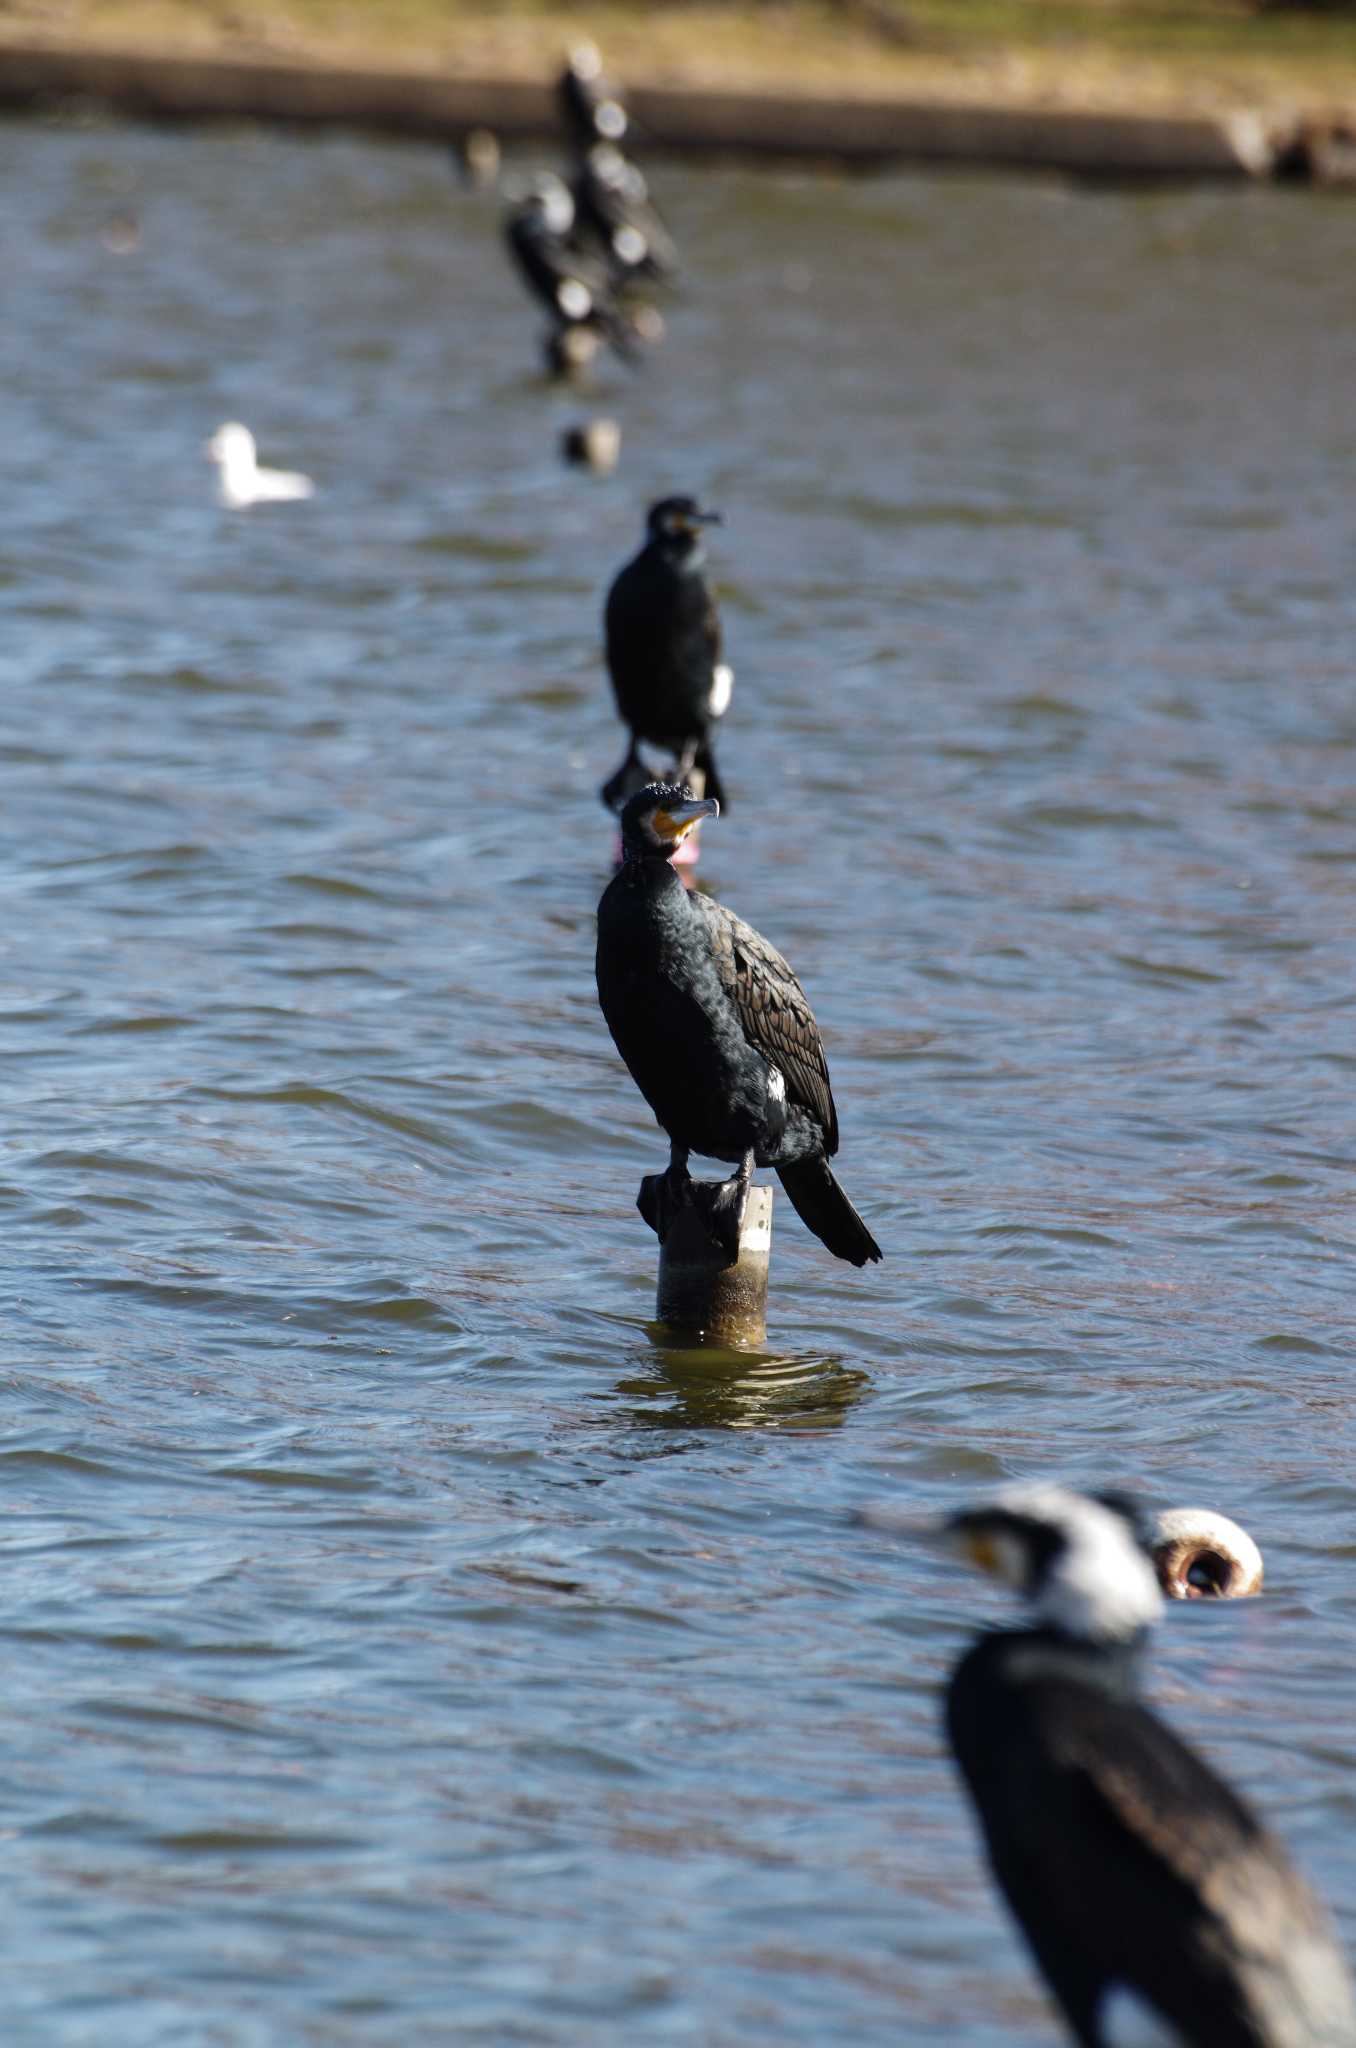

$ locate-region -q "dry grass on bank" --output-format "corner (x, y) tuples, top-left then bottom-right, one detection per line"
(6, 0), (1356, 115)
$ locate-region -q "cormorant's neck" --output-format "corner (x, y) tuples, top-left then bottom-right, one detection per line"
(652, 534), (703, 571)
(620, 845), (685, 878)
(987, 1623), (1150, 1696)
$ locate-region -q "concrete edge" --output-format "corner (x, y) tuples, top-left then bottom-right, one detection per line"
(0, 39), (1284, 180)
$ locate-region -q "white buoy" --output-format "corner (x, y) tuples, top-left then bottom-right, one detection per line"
(205, 423), (314, 510)
(1150, 1506), (1263, 1599)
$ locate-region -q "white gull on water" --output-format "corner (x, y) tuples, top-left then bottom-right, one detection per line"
(206, 423), (314, 509)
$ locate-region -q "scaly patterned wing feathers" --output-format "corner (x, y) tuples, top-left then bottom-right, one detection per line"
(692, 896), (838, 1152)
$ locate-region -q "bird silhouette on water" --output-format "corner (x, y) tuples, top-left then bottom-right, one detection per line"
(595, 784), (882, 1268)
(902, 1485), (1356, 2048)
(602, 498), (733, 814)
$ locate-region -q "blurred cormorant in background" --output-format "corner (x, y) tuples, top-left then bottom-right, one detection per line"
(503, 176), (636, 368)
(572, 143), (679, 285)
(558, 42), (628, 151)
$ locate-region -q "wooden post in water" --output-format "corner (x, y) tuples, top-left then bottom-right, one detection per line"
(655, 1185), (773, 1346)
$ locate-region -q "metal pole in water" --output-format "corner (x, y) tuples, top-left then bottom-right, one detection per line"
(655, 1185), (773, 1346)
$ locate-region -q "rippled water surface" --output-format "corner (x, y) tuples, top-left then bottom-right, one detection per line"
(4, 114), (1356, 2043)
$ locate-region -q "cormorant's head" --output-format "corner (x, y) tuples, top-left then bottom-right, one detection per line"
(646, 496), (722, 554)
(618, 782), (719, 861)
(943, 1485), (1162, 1643)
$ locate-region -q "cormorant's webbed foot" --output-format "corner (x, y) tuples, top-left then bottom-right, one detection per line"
(688, 1150), (754, 1268)
(637, 1153), (693, 1242)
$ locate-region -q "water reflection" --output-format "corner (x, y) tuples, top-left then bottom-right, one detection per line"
(614, 1333), (870, 1430)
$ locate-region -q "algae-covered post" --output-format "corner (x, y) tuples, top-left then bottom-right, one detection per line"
(654, 1183), (773, 1346)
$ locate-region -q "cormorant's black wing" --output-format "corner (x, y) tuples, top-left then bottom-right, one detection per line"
(504, 211), (601, 321)
(689, 896), (838, 1152)
(959, 1664), (1356, 2045)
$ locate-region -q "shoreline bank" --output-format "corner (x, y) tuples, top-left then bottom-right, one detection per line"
(0, 36), (1350, 183)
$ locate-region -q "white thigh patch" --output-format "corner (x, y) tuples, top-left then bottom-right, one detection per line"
(1099, 1985), (1186, 2047)
(708, 664), (734, 718)
(767, 1066), (786, 1102)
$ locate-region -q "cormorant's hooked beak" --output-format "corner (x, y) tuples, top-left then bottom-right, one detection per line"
(655, 795), (719, 846)
(858, 1503), (1005, 1576)
(945, 1518), (1003, 1579)
(693, 507), (722, 527)
(853, 1503), (946, 1549)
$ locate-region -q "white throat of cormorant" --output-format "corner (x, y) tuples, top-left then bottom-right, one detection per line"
(1001, 1485), (1162, 1643)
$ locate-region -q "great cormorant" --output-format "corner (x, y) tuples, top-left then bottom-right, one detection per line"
(931, 1486), (1356, 2047)
(602, 499), (733, 814)
(558, 42), (628, 151)
(503, 178), (635, 367)
(595, 785), (882, 1268)
(572, 143), (679, 285)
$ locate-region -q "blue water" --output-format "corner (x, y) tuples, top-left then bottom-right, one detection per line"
(2, 113), (1355, 2042)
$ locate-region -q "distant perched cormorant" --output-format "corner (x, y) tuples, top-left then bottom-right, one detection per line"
(572, 143), (679, 284)
(558, 42), (628, 151)
(929, 1486), (1356, 2048)
(503, 177), (634, 366)
(602, 498), (733, 813)
(596, 785), (883, 1268)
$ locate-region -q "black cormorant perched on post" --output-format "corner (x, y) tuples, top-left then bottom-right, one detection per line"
(503, 177), (635, 368)
(595, 784), (882, 1268)
(602, 499), (733, 814)
(929, 1486), (1356, 2048)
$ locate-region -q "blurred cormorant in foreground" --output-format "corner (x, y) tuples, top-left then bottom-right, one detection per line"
(503, 176), (635, 367)
(602, 498), (733, 813)
(558, 42), (628, 150)
(596, 785), (883, 1268)
(928, 1486), (1356, 2047)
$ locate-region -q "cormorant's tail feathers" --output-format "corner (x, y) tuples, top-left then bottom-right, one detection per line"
(776, 1159), (881, 1267)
